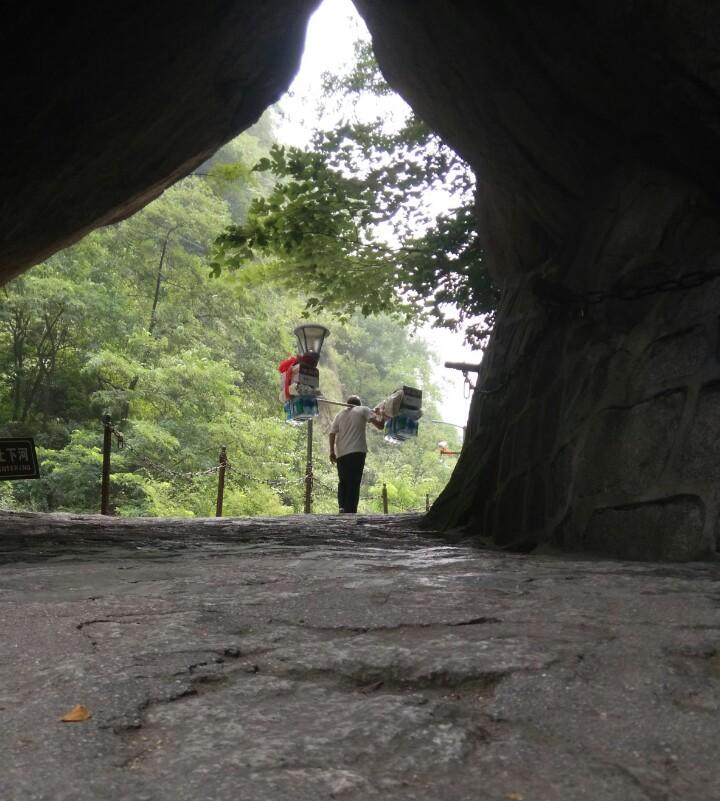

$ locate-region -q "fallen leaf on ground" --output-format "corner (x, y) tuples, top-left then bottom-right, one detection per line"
(507, 794), (524, 801)
(60, 705), (91, 722)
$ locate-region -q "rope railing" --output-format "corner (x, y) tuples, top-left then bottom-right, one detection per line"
(126, 445), (223, 481)
(309, 476), (426, 513)
(98, 414), (434, 518)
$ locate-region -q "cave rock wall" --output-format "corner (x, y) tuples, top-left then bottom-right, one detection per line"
(356, 0), (720, 558)
(430, 166), (720, 559)
(0, 0), (320, 282)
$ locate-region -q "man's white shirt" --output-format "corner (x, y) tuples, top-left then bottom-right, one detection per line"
(330, 406), (373, 458)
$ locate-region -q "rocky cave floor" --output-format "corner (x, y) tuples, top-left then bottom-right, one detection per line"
(1, 511), (719, 801)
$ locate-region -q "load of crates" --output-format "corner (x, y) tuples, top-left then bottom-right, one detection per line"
(380, 386), (423, 444)
(278, 355), (322, 422)
(277, 333), (424, 438)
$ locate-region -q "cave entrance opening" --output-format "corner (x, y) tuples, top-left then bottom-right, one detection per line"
(0, 0), (479, 522)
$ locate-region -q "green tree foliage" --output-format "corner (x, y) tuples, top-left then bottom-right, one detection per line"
(213, 42), (499, 347)
(0, 115), (461, 517)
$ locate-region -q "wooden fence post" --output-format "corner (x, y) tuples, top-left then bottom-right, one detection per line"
(304, 419), (313, 514)
(382, 482), (388, 514)
(216, 446), (227, 517)
(100, 413), (112, 515)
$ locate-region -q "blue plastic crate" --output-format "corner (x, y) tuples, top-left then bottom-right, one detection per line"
(384, 414), (419, 443)
(284, 396), (318, 422)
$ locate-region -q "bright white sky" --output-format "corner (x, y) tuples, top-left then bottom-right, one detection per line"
(275, 0), (479, 431)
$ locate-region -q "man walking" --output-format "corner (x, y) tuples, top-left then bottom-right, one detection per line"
(329, 395), (384, 513)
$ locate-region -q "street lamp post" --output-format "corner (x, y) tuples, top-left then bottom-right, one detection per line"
(292, 324), (329, 513)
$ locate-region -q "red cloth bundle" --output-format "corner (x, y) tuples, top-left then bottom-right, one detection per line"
(278, 355), (299, 400)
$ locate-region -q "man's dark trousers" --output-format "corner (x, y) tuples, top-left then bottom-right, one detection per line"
(336, 452), (366, 513)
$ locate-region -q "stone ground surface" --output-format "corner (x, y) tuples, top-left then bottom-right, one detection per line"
(1, 512), (720, 801)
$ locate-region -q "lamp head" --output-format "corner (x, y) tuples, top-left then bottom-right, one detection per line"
(293, 324), (330, 366)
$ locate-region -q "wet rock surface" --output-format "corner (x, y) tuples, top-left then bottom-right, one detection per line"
(1, 511), (719, 800)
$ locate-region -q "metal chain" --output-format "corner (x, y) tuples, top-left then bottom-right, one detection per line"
(474, 346), (537, 397)
(224, 465), (305, 488)
(106, 422), (125, 450)
(585, 269), (719, 304)
(103, 423), (429, 510)
(105, 423), (305, 485)
(472, 268), (720, 400)
(533, 268), (720, 310)
(107, 428), (221, 481)
(122, 441), (222, 480)
(312, 477), (424, 512)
